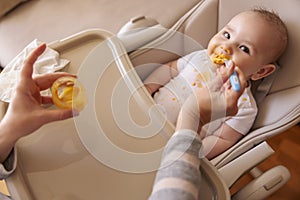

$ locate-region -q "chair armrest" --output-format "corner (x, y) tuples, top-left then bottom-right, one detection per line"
(218, 141), (274, 187)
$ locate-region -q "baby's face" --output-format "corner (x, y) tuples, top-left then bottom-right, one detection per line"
(207, 11), (280, 80)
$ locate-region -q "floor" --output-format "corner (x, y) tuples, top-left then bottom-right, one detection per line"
(1, 125), (300, 198)
(230, 124), (300, 199)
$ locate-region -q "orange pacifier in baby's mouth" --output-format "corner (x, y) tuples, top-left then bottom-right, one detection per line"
(51, 76), (87, 111)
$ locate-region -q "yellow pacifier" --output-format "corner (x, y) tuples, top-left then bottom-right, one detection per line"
(51, 76), (87, 111)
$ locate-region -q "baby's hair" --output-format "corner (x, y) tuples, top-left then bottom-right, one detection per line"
(251, 7), (288, 60)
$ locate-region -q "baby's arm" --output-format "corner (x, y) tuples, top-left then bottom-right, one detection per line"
(143, 60), (179, 95)
(200, 123), (242, 159)
(199, 64), (245, 159)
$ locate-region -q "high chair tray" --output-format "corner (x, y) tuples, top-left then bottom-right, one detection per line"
(3, 29), (229, 200)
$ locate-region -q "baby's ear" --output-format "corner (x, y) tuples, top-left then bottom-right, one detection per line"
(250, 64), (276, 81)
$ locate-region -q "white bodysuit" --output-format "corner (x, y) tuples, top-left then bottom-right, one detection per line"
(153, 50), (258, 136)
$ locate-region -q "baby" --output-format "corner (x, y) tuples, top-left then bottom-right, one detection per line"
(143, 8), (288, 159)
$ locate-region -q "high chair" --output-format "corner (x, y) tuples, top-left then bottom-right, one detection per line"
(0, 0), (299, 199)
(0, 30), (230, 200)
(122, 0), (300, 199)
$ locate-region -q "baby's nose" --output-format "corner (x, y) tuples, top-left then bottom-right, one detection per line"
(220, 46), (231, 55)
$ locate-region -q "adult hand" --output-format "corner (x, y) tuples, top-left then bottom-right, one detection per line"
(0, 44), (77, 162)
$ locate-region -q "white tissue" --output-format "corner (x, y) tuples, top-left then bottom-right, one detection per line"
(0, 39), (70, 102)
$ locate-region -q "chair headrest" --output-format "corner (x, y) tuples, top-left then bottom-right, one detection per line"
(133, 0), (300, 96)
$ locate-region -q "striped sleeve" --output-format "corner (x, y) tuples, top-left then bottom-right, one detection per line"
(149, 129), (202, 200)
(0, 148), (17, 180)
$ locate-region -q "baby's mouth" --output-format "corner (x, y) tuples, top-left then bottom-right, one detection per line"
(212, 47), (231, 65)
(212, 53), (230, 65)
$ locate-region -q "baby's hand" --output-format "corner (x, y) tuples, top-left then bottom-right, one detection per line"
(207, 60), (234, 92)
(224, 67), (247, 116)
(217, 60), (235, 83)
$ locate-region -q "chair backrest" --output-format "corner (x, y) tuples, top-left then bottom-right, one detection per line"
(216, 0), (300, 131)
(182, 0), (300, 92)
(214, 0), (300, 167)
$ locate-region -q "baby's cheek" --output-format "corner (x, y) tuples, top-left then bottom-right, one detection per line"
(207, 43), (216, 54)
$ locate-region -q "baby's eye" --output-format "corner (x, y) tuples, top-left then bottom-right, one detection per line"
(223, 32), (230, 39)
(240, 45), (250, 54)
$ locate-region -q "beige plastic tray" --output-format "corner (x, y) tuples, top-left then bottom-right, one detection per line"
(3, 29), (229, 200)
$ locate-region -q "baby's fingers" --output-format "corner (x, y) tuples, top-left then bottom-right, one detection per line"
(224, 67), (247, 116)
(218, 60), (235, 83)
(234, 66), (247, 93)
